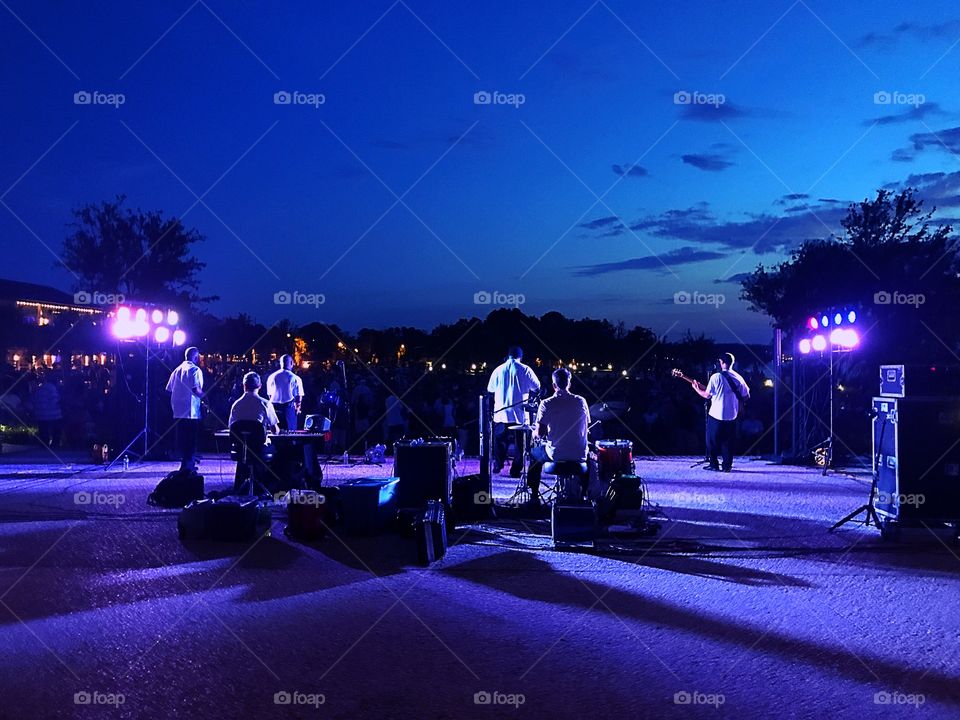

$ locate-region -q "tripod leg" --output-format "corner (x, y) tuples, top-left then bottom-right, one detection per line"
(829, 504), (870, 532)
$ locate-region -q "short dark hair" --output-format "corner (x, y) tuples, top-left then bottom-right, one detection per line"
(243, 371), (261, 391)
(508, 346), (523, 359)
(719, 352), (735, 367)
(552, 367), (571, 388)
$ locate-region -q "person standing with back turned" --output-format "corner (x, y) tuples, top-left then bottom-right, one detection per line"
(267, 354), (304, 431)
(487, 346), (541, 477)
(687, 352), (750, 472)
(165, 346), (204, 472)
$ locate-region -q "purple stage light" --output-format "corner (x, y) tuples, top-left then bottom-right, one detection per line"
(799, 338), (812, 354)
(167, 310), (179, 326)
(111, 319), (133, 339)
(117, 306), (130, 322)
(154, 326), (170, 343)
(807, 317), (819, 331)
(151, 309), (163, 323)
(820, 315), (829, 328)
(172, 329), (186, 346)
(847, 310), (856, 323)
(812, 334), (827, 352)
(135, 308), (147, 322)
(834, 313), (842, 325)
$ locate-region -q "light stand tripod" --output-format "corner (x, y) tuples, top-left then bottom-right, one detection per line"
(107, 341), (157, 470)
(829, 415), (885, 532)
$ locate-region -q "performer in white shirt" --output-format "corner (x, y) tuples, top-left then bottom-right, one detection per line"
(165, 346), (204, 472)
(228, 372), (280, 493)
(687, 352), (750, 472)
(528, 367), (590, 504)
(487, 346), (541, 476)
(266, 354), (304, 431)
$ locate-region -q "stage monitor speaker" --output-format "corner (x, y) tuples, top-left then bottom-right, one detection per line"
(394, 439), (453, 509)
(872, 396), (960, 523)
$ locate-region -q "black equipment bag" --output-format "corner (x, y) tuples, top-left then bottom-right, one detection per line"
(204, 495), (261, 541)
(416, 500), (448, 565)
(148, 469), (204, 508)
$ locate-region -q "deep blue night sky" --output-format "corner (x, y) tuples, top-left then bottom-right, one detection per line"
(2, 1), (958, 341)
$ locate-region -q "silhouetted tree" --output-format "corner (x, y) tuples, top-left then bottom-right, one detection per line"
(742, 188), (959, 361)
(61, 196), (215, 309)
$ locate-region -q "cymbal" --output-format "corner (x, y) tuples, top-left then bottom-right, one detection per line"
(589, 401), (629, 421)
(508, 424), (535, 431)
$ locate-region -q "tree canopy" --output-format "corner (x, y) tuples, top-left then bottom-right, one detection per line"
(741, 188), (959, 362)
(61, 196), (214, 309)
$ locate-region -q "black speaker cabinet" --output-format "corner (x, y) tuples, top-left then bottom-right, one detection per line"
(393, 440), (453, 509)
(872, 397), (960, 523)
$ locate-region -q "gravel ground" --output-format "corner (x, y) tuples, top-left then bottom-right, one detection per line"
(0, 453), (958, 719)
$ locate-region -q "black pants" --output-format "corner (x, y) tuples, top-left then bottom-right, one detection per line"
(706, 416), (735, 471)
(274, 401), (297, 431)
(175, 418), (199, 472)
(37, 419), (62, 448)
(492, 423), (522, 474)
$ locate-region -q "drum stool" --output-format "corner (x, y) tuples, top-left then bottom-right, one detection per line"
(542, 460), (589, 504)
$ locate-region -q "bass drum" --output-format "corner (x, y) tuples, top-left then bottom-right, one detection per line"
(596, 439), (633, 481)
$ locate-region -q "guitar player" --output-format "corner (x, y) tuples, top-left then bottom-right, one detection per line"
(677, 353), (750, 472)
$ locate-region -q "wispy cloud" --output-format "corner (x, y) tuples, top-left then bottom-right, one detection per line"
(857, 20), (960, 49)
(893, 125), (960, 162)
(579, 216), (622, 230)
(864, 102), (945, 126)
(681, 153), (734, 171)
(611, 163), (648, 178)
(573, 246), (726, 277)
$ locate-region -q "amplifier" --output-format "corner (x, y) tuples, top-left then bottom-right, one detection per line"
(552, 503), (596, 546)
(872, 397), (960, 522)
(879, 364), (960, 398)
(394, 439), (453, 509)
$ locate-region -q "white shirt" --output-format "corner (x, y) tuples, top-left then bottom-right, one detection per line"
(536, 390), (590, 461)
(166, 361), (203, 419)
(706, 369), (750, 421)
(487, 359), (541, 425)
(266, 368), (304, 404)
(228, 391), (279, 430)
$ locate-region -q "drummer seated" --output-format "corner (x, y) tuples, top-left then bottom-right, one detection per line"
(228, 372), (280, 493)
(528, 368), (590, 504)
